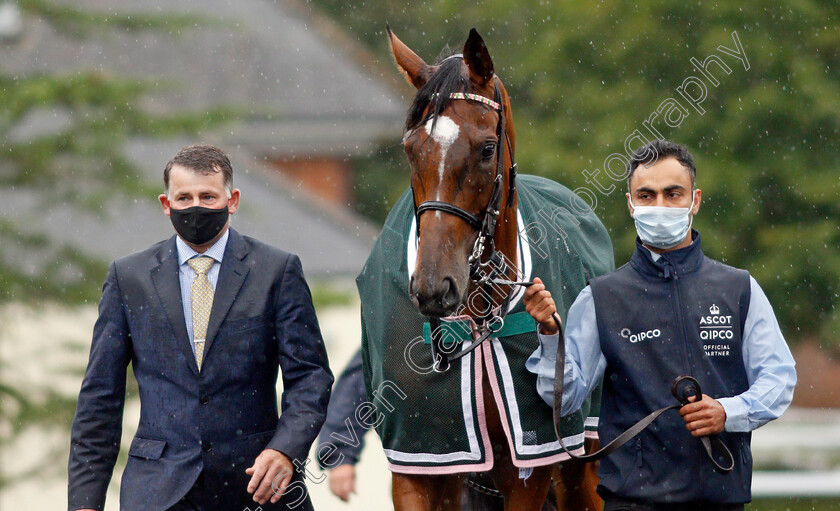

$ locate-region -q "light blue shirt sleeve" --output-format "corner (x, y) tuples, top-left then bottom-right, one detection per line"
(716, 276), (796, 432)
(525, 286), (606, 416)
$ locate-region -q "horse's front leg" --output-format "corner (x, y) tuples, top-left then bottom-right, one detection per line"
(551, 438), (602, 511)
(392, 473), (465, 511)
(482, 365), (553, 511)
(489, 462), (552, 511)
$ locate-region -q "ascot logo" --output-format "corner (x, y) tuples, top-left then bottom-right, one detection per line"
(699, 304), (732, 328)
(700, 304), (734, 342)
(620, 327), (661, 344)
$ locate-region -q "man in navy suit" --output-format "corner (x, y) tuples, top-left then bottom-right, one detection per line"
(68, 145), (334, 511)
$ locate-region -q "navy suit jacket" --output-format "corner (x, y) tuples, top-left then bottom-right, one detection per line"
(68, 229), (333, 511)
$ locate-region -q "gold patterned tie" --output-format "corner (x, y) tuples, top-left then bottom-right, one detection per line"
(187, 256), (215, 371)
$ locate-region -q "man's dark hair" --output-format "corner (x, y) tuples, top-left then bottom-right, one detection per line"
(164, 144), (233, 195)
(627, 139), (696, 191)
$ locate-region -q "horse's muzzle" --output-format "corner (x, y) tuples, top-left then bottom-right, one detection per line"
(409, 274), (461, 317)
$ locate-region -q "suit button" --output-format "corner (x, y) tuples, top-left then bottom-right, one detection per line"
(202, 442), (212, 452)
(200, 396), (209, 405)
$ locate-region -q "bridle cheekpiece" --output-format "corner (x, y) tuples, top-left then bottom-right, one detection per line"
(411, 73), (518, 372)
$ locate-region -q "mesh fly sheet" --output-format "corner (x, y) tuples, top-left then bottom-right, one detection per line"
(358, 174), (614, 472)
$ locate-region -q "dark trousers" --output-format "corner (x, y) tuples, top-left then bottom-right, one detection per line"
(602, 491), (745, 511)
(166, 470), (314, 511)
(166, 471), (204, 511)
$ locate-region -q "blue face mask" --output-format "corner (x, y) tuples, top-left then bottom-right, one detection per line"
(629, 194), (695, 249)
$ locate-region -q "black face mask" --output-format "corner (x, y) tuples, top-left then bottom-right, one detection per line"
(169, 205), (229, 245)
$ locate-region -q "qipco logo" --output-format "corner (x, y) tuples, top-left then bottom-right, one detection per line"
(620, 327), (661, 344)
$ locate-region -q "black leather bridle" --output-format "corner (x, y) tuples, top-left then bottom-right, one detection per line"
(411, 75), (518, 372)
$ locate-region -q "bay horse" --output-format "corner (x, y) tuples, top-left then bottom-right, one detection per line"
(385, 28), (603, 511)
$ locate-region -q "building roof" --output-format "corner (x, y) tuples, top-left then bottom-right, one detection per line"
(0, 138), (381, 278)
(1, 0), (405, 156)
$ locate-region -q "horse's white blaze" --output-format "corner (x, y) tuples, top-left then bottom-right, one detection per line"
(424, 115), (460, 198)
(425, 115), (460, 146)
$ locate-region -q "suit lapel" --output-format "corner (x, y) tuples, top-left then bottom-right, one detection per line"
(150, 237), (199, 377)
(203, 229), (250, 359)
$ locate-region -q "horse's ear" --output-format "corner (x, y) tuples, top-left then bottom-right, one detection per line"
(463, 28), (494, 86)
(387, 25), (433, 90)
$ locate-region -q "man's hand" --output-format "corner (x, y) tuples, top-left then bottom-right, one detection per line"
(328, 464), (356, 502)
(679, 394), (726, 437)
(523, 277), (560, 335)
(245, 448), (295, 505)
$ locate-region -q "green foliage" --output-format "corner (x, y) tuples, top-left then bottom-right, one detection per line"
(310, 282), (355, 309)
(352, 141), (410, 223)
(749, 497), (840, 511)
(17, 0), (221, 36)
(314, 0), (840, 346)
(0, 382), (80, 487)
(0, 221), (107, 303)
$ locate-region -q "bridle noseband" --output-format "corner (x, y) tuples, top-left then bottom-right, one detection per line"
(411, 75), (518, 372)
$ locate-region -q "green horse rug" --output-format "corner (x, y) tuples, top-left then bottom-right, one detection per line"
(359, 174), (614, 474)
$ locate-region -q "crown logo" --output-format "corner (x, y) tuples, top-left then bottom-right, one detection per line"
(709, 304), (720, 315)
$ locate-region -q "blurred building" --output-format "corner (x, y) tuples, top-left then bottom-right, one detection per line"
(0, 0), (404, 278)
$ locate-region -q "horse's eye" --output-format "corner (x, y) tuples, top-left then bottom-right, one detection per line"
(482, 143), (496, 160)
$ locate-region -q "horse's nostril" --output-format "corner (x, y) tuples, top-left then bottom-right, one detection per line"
(440, 276), (460, 310)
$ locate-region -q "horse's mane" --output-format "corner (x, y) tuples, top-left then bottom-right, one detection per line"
(404, 54), (467, 133)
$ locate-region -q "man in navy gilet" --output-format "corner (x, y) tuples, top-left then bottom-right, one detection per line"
(524, 139), (796, 510)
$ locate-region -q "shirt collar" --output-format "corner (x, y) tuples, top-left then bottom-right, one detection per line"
(176, 229), (229, 266)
